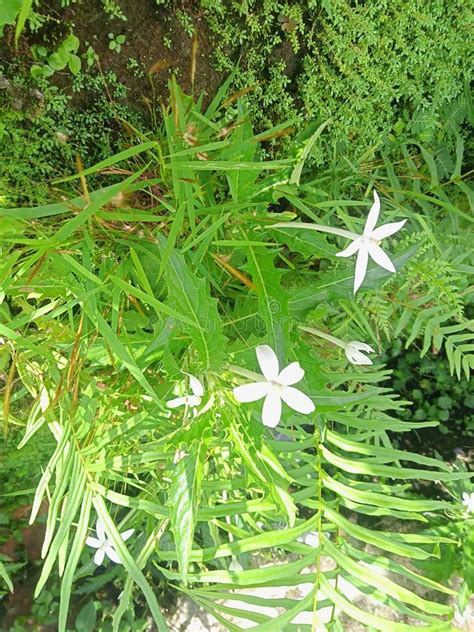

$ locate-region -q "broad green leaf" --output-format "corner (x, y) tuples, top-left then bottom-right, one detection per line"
(167, 439), (206, 583)
(0, 562), (13, 592)
(242, 237), (289, 358)
(161, 242), (227, 370)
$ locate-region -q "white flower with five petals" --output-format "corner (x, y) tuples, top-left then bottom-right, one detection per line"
(167, 373), (204, 409)
(233, 345), (315, 428)
(336, 191), (407, 294)
(86, 519), (134, 566)
(299, 326), (376, 366)
(462, 492), (474, 514)
(345, 341), (375, 365)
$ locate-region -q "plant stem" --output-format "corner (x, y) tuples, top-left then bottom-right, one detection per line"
(273, 221), (358, 240)
(299, 325), (346, 350)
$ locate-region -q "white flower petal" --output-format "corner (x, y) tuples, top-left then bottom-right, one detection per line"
(336, 240), (360, 258)
(95, 519), (106, 542)
(346, 349), (373, 365)
(281, 386), (315, 415)
(120, 528), (135, 542)
(363, 191), (380, 235)
(371, 219), (407, 241)
(105, 545), (122, 564)
(349, 341), (375, 353)
(187, 373), (204, 397)
(233, 382), (269, 402)
(94, 547), (106, 566)
(262, 392), (282, 428)
(278, 362), (305, 386)
(298, 531), (320, 547)
(345, 341), (375, 364)
(353, 247), (369, 294)
(368, 243), (396, 273)
(186, 395), (202, 407)
(166, 396), (188, 409)
(462, 492), (474, 513)
(256, 345), (279, 380)
(86, 537), (102, 549)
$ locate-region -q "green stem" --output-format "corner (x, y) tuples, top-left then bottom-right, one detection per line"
(312, 424), (324, 632)
(299, 325), (347, 351)
(273, 221), (358, 240)
(227, 364), (265, 381)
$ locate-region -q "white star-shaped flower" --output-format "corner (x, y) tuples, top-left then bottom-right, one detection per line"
(86, 519), (134, 566)
(167, 372), (204, 409)
(336, 191), (407, 294)
(462, 492), (474, 514)
(233, 345), (315, 428)
(345, 341), (375, 365)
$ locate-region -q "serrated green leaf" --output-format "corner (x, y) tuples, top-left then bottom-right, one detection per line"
(160, 242), (227, 370)
(167, 439), (206, 583)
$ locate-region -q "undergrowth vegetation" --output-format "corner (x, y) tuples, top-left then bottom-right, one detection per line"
(190, 0), (472, 161)
(0, 76), (472, 630)
(0, 1), (473, 630)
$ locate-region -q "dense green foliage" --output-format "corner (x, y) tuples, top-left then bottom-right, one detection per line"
(0, 78), (472, 630)
(0, 1), (472, 629)
(194, 0), (472, 161)
(3, 0), (472, 161)
(390, 343), (474, 434)
(0, 69), (141, 205)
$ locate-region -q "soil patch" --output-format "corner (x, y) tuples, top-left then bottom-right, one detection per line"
(2, 0), (224, 110)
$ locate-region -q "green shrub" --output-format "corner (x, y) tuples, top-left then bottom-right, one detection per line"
(301, 0), (471, 159)
(0, 68), (143, 205)
(390, 343), (474, 433)
(195, 0), (472, 161)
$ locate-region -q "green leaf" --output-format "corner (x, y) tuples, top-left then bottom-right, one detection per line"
(290, 119), (330, 185)
(228, 420), (297, 527)
(75, 601), (97, 632)
(68, 53), (81, 75)
(0, 562), (13, 592)
(319, 574), (446, 632)
(0, 0), (21, 27)
(48, 52), (67, 71)
(160, 242), (227, 370)
(14, 0), (32, 46)
(225, 102), (258, 202)
(93, 498), (169, 632)
(242, 238), (289, 358)
(167, 439), (206, 583)
(58, 489), (93, 632)
(271, 226), (336, 258)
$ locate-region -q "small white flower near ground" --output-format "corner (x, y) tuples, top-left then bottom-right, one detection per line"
(86, 519), (134, 565)
(462, 492), (474, 514)
(336, 190), (407, 293)
(233, 345), (315, 428)
(167, 372), (204, 409)
(344, 341), (375, 365)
